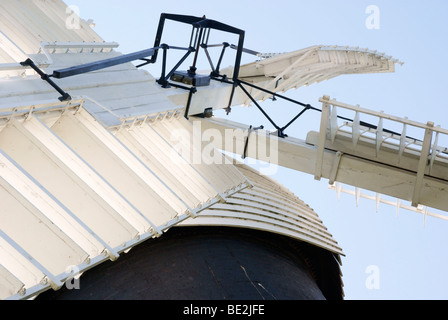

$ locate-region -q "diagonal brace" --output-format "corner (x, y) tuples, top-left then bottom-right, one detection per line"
(20, 58), (71, 101)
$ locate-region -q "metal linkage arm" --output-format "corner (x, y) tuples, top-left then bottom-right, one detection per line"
(20, 58), (71, 101)
(229, 44), (260, 56)
(235, 79), (315, 137)
(51, 48), (157, 79)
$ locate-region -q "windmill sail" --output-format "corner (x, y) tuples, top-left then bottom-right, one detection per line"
(1, 1), (443, 300)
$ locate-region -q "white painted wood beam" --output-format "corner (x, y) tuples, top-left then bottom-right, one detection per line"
(192, 116), (448, 214)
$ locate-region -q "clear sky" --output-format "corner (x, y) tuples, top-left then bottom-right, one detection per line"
(68, 0), (448, 300)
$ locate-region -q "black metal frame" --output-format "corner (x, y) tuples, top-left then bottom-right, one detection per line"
(152, 14), (246, 115)
(20, 13), (247, 116)
(20, 59), (71, 101)
(237, 80), (314, 138)
(153, 13), (245, 79)
(18, 13), (320, 137)
(210, 75), (319, 138)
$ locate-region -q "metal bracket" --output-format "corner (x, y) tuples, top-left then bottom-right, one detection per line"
(183, 86), (198, 119)
(242, 125), (264, 159)
(20, 58), (71, 101)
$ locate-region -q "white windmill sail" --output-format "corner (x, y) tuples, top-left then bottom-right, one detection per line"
(1, 0), (440, 300)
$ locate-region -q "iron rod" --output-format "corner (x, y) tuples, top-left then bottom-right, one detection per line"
(238, 82), (280, 130)
(52, 48), (156, 78)
(164, 49), (193, 81)
(20, 59), (71, 101)
(281, 106), (310, 131)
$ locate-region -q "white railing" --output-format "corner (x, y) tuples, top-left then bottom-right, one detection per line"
(0, 41), (119, 78)
(329, 182), (448, 225)
(315, 95), (448, 221)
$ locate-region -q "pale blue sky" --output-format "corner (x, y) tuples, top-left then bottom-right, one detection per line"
(69, 0), (448, 300)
